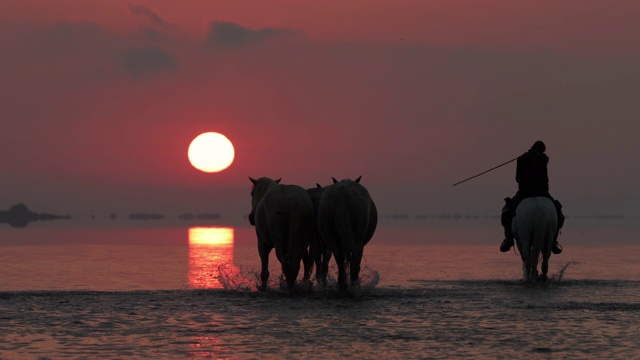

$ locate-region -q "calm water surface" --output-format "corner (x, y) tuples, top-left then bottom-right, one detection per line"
(0, 220), (638, 359)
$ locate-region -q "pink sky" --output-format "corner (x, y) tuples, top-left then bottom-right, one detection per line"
(1, 1), (639, 221)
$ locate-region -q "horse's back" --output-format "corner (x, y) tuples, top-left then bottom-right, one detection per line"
(259, 185), (314, 228)
(258, 185), (314, 249)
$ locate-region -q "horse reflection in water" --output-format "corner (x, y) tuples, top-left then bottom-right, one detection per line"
(317, 176), (377, 291)
(248, 177), (315, 294)
(512, 197), (558, 283)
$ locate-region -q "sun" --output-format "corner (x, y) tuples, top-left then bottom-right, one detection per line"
(188, 132), (235, 173)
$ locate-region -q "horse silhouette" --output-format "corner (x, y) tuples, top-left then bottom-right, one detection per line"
(317, 176), (377, 291)
(511, 196), (558, 282)
(249, 177), (315, 294)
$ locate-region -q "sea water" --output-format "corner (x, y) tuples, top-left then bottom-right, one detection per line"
(0, 220), (638, 359)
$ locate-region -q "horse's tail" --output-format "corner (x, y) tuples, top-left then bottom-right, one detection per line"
(531, 204), (546, 267)
(288, 206), (311, 266)
(334, 201), (349, 255)
(279, 205), (306, 292)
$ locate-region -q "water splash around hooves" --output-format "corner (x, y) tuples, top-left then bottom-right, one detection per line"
(217, 263), (380, 297)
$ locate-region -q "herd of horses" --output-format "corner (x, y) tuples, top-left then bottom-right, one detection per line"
(248, 176), (558, 294)
(248, 176), (377, 294)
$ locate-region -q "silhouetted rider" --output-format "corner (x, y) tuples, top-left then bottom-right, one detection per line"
(500, 141), (564, 254)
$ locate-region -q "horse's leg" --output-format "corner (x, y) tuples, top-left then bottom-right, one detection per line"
(333, 250), (347, 292)
(527, 254), (538, 283)
(350, 245), (363, 287)
(273, 246), (289, 291)
(257, 240), (272, 292)
(317, 221), (336, 288)
(522, 241), (538, 283)
(540, 228), (554, 282)
(314, 243), (331, 287)
(268, 217), (295, 293)
(311, 238), (322, 286)
(523, 248), (535, 283)
(302, 247), (313, 282)
(318, 247), (331, 287)
(308, 234), (327, 287)
(541, 251), (550, 282)
(518, 244), (529, 281)
(288, 256), (301, 295)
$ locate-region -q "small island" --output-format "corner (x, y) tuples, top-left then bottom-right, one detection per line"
(0, 203), (71, 228)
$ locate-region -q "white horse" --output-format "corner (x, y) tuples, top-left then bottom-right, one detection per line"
(249, 177), (314, 294)
(317, 176), (377, 291)
(511, 197), (558, 283)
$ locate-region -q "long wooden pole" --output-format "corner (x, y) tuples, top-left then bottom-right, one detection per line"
(452, 157), (518, 186)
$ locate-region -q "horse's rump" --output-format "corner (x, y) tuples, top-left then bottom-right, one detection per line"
(318, 181), (372, 253)
(259, 185), (314, 264)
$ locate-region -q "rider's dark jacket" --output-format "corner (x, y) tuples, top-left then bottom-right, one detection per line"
(516, 150), (549, 197)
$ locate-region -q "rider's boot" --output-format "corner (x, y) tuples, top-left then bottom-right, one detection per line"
(500, 226), (515, 252)
(500, 199), (514, 252)
(552, 200), (565, 255)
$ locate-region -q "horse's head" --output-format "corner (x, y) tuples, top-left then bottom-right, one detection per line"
(248, 177), (281, 225)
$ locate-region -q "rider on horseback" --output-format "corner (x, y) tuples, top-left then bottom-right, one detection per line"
(500, 141), (564, 254)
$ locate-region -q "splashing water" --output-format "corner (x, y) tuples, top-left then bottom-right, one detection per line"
(217, 263), (258, 292)
(217, 261), (380, 295)
(549, 261), (579, 282)
(320, 265), (381, 297)
(357, 266), (381, 291)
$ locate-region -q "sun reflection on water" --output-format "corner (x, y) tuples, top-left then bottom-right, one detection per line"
(188, 227), (234, 289)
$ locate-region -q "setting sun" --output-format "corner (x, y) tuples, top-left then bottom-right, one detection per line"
(188, 132), (235, 173)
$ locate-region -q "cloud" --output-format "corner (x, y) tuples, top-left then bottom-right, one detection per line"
(128, 4), (171, 29)
(9, 21), (180, 80)
(120, 46), (178, 78)
(206, 21), (296, 49)
(140, 26), (170, 43)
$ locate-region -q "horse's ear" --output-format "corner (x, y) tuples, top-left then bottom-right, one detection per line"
(355, 176), (362, 183)
(275, 178), (282, 184)
(316, 183), (322, 188)
(249, 177), (257, 184)
(332, 177), (338, 184)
